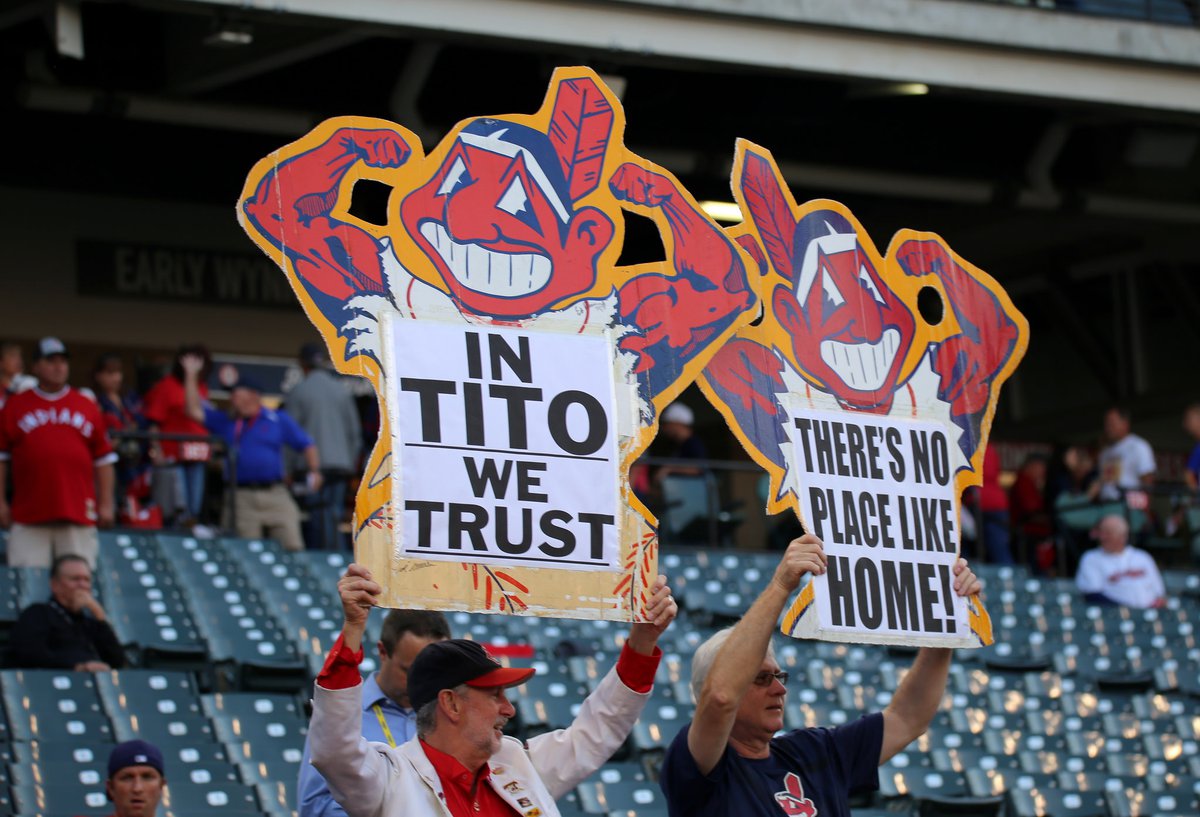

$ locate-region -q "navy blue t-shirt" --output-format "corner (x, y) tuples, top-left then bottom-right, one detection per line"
(660, 713), (884, 817)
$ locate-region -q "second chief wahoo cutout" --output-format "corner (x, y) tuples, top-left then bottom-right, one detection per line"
(238, 67), (756, 619)
(700, 141), (1028, 646)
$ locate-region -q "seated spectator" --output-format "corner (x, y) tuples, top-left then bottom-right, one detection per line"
(1075, 514), (1165, 609)
(105, 739), (166, 817)
(7, 554), (126, 669)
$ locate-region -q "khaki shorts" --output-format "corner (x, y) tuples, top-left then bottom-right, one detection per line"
(227, 484), (304, 552)
(7, 523), (99, 569)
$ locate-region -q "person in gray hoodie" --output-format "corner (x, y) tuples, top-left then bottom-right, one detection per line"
(287, 342), (363, 550)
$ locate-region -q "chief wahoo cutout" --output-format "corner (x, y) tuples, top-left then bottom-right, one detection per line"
(238, 68), (756, 620)
(700, 141), (1028, 647)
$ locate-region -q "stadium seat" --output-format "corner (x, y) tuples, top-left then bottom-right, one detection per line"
(514, 674), (584, 732)
(630, 700), (689, 754)
(1007, 786), (1108, 817)
(0, 566), (22, 637)
(1106, 786), (1200, 817)
(160, 780), (261, 812)
(879, 751), (969, 799)
(96, 669), (216, 743)
(11, 780), (107, 815)
(1057, 770), (1146, 793)
(575, 778), (664, 813)
(1, 669), (114, 742)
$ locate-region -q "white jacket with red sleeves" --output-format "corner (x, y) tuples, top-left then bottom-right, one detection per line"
(308, 665), (651, 817)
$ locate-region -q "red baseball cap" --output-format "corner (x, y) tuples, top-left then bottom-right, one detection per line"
(408, 639), (535, 711)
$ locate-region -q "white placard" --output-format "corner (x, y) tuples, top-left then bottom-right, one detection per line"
(387, 319), (620, 571)
(788, 409), (969, 640)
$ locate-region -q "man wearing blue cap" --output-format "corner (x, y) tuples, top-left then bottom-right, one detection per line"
(105, 739), (165, 817)
(179, 354), (320, 551)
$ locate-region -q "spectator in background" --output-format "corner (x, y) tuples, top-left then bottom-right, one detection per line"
(143, 345), (213, 528)
(1097, 407), (1155, 502)
(105, 739), (166, 817)
(1076, 514), (1165, 608)
(1184, 403), (1200, 493)
(651, 402), (708, 485)
(1010, 453), (1053, 571)
(286, 342), (361, 550)
(1047, 444), (1099, 508)
(968, 446), (1012, 564)
(181, 354), (320, 552)
(298, 609), (452, 817)
(0, 337), (116, 568)
(0, 341), (36, 409)
(92, 353), (145, 502)
(7, 554), (125, 670)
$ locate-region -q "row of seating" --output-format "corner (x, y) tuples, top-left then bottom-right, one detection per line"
(0, 667), (302, 815)
(0, 531), (1198, 815)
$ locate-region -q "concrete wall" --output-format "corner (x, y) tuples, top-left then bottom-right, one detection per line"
(0, 185), (314, 358)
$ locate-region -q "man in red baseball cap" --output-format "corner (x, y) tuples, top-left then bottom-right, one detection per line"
(309, 564), (677, 817)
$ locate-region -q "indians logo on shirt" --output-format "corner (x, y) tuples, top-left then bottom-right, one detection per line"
(774, 773), (817, 816)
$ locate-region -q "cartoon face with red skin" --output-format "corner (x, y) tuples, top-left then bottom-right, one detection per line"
(399, 122), (615, 320)
(772, 229), (916, 411)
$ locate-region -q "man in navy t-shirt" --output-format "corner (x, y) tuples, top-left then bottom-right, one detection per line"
(660, 535), (982, 817)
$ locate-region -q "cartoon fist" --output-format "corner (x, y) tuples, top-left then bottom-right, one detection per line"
(609, 163), (680, 208)
(339, 129), (411, 168)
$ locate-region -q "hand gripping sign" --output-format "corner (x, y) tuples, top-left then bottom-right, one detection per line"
(700, 141), (1029, 647)
(238, 68), (756, 620)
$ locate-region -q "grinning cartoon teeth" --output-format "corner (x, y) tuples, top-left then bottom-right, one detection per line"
(419, 221), (552, 296)
(818, 328), (900, 391)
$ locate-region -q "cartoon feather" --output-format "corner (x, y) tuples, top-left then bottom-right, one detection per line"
(739, 149), (796, 281)
(548, 77), (614, 202)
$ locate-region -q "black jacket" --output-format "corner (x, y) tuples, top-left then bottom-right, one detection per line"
(7, 598), (126, 669)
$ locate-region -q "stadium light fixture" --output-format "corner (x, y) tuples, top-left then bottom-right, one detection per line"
(700, 201), (742, 223)
(850, 82), (930, 99)
(205, 19), (254, 47)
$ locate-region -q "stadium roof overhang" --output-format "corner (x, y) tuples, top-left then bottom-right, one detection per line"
(3, 0), (1200, 437)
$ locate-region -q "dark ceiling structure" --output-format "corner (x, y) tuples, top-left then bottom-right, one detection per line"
(3, 0), (1199, 445)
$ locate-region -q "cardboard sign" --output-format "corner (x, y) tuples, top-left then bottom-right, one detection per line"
(387, 320), (620, 571)
(699, 141), (1029, 647)
(237, 68), (756, 619)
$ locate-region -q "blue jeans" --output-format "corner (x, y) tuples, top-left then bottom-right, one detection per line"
(982, 510), (1014, 565)
(179, 461), (207, 521)
(302, 474), (348, 550)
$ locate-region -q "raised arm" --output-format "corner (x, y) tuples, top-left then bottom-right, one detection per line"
(689, 537), (826, 775)
(528, 577), (678, 797)
(242, 127), (410, 302)
(309, 565), (389, 817)
(879, 558), (981, 763)
(611, 163), (755, 400)
(179, 355), (206, 425)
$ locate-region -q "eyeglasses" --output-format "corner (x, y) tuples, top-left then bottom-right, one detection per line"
(752, 670), (789, 687)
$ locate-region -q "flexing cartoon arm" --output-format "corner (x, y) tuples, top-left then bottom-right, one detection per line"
(242, 128), (410, 301)
(896, 239), (1021, 449)
(611, 163), (755, 400)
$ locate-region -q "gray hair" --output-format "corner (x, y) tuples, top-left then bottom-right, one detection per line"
(415, 683), (470, 738)
(690, 627), (776, 704)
